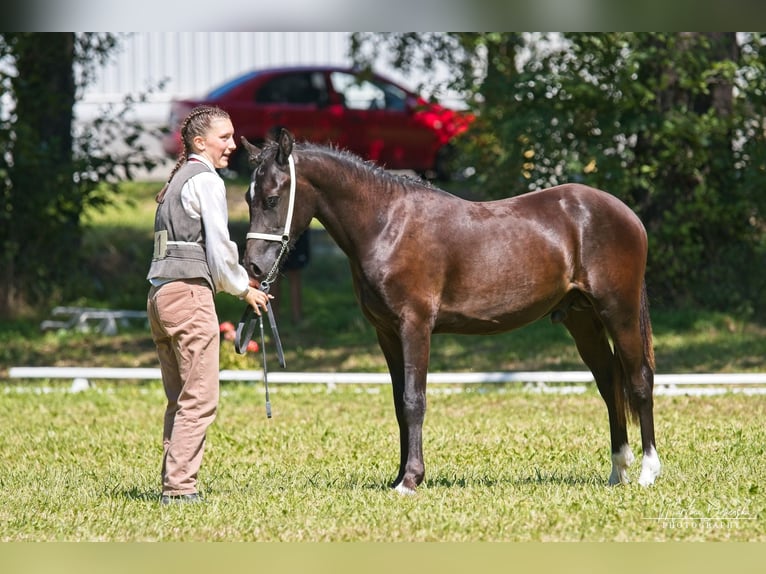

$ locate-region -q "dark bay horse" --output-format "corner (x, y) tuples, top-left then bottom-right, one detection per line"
(241, 129), (661, 493)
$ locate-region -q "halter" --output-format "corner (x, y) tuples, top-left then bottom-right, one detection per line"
(245, 154), (296, 289)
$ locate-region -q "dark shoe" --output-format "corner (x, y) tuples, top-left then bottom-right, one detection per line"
(161, 493), (202, 505)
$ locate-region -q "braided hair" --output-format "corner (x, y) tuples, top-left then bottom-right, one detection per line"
(156, 105), (231, 202)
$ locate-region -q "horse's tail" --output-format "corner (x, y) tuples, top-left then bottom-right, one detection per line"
(615, 280), (655, 426)
(639, 280), (655, 373)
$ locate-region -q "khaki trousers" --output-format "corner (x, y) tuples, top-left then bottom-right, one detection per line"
(147, 279), (219, 496)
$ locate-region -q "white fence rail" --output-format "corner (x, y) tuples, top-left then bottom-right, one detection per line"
(40, 306), (148, 335)
(7, 366), (766, 395)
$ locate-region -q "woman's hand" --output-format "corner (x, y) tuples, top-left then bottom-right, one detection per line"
(243, 286), (273, 315)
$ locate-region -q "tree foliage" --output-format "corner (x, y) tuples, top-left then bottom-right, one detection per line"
(351, 32), (766, 316)
(0, 33), (163, 318)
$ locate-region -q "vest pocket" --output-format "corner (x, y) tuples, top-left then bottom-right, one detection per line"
(153, 230), (168, 259)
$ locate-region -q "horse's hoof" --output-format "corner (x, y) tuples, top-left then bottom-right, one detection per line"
(394, 482), (417, 495)
(608, 444), (635, 485)
(638, 448), (661, 486)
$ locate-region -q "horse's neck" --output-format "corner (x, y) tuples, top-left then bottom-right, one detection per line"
(308, 154), (399, 258)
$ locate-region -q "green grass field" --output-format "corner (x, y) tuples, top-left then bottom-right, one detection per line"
(0, 382), (763, 541)
(1, 179), (765, 542)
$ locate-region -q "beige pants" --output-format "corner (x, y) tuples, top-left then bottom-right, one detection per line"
(147, 279), (219, 496)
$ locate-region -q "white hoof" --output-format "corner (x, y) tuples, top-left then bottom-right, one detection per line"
(394, 482), (417, 496)
(608, 444), (635, 485)
(638, 447), (661, 486)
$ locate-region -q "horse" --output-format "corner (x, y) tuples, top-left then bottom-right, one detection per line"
(240, 128), (661, 494)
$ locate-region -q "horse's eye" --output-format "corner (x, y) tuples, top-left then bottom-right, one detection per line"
(265, 196), (279, 210)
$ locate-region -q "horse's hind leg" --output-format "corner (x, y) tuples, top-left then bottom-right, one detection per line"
(604, 292), (661, 486)
(563, 309), (633, 485)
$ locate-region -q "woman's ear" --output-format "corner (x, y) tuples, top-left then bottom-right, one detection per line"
(192, 135), (206, 153)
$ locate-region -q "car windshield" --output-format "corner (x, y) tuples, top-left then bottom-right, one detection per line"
(206, 71), (264, 99)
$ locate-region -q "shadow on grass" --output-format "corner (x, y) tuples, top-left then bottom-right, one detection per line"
(427, 469), (604, 488)
(119, 487), (160, 502)
(511, 470), (605, 487)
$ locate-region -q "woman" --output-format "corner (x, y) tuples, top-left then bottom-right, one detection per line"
(146, 105), (271, 505)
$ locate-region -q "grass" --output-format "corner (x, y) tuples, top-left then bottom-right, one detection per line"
(0, 382), (763, 541)
(2, 178), (766, 543)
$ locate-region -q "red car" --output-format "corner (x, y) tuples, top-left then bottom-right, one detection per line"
(162, 65), (472, 179)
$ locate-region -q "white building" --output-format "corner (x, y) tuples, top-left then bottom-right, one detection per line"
(77, 32), (358, 125)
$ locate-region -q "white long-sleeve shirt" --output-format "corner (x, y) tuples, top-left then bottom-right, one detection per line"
(177, 154), (250, 297)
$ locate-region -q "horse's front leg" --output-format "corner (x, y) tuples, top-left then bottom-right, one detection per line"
(375, 328), (408, 488)
(396, 331), (431, 495)
(376, 323), (431, 494)
(395, 363), (428, 495)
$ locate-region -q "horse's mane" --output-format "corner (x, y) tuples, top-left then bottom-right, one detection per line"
(260, 139), (434, 192)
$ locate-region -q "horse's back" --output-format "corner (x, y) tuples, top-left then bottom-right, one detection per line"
(394, 181), (646, 280)
(502, 183), (648, 254)
(507, 183), (641, 224)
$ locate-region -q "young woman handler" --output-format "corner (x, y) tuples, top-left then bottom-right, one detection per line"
(146, 105), (271, 505)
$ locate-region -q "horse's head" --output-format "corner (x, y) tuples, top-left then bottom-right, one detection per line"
(241, 129), (313, 286)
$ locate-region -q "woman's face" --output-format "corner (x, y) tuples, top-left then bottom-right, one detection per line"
(193, 117), (236, 169)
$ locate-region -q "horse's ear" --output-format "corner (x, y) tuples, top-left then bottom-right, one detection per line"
(240, 137), (261, 166)
(275, 128), (294, 167)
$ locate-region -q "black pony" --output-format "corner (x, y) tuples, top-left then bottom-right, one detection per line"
(241, 129), (661, 493)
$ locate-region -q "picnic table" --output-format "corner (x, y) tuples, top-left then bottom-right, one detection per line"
(40, 306), (148, 335)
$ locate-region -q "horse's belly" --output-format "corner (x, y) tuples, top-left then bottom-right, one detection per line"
(432, 261), (570, 335)
(433, 297), (558, 335)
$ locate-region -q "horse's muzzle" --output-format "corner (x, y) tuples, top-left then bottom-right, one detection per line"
(246, 260), (264, 280)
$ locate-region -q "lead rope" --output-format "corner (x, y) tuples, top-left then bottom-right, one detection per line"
(234, 284), (285, 418)
(258, 311), (272, 418)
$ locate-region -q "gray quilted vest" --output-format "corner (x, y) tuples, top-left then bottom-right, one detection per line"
(147, 161), (215, 290)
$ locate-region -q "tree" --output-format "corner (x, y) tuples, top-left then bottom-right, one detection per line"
(1, 34), (76, 318)
(0, 33), (162, 318)
(351, 33), (766, 315)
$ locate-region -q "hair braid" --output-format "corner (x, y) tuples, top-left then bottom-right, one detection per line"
(156, 105), (231, 202)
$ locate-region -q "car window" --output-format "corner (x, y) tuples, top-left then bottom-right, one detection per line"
(255, 72), (328, 105)
(330, 72), (408, 111)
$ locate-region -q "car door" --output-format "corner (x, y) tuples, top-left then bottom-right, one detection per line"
(328, 71), (439, 171)
(249, 70), (343, 145)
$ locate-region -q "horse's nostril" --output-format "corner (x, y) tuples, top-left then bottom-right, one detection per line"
(249, 262), (263, 279)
